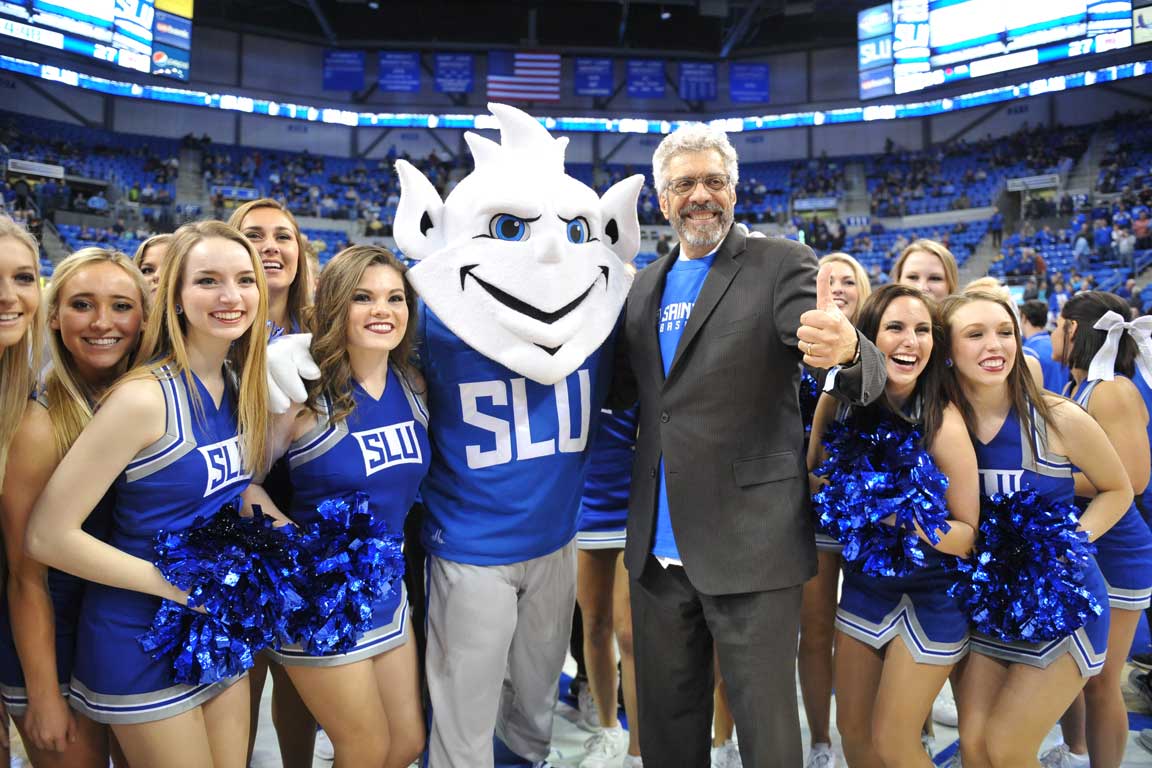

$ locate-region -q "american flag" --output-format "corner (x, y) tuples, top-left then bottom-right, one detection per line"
(487, 52), (562, 102)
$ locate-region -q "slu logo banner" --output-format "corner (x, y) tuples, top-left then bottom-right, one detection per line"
(198, 437), (251, 496)
(353, 421), (424, 476)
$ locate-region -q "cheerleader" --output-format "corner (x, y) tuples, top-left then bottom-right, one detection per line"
(939, 291), (1132, 768)
(0, 217), (41, 495)
(245, 245), (426, 768)
(229, 198), (312, 334)
(0, 218), (42, 762)
(798, 252), (870, 768)
(1039, 292), (1152, 768)
(26, 221), (273, 768)
(2, 248), (147, 768)
(229, 197), (318, 767)
(574, 403), (641, 768)
(891, 239), (959, 301)
(810, 284), (978, 768)
(133, 234), (172, 297)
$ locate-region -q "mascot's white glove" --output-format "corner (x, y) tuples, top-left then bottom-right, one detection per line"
(266, 333), (321, 414)
(737, 222), (767, 239)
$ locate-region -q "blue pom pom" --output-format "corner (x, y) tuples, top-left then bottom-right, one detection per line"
(949, 489), (1101, 643)
(800, 368), (821, 437)
(138, 502), (303, 685)
(812, 414), (952, 577)
(286, 492), (406, 656)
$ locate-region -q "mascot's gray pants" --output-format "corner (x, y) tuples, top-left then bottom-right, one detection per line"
(425, 540), (577, 767)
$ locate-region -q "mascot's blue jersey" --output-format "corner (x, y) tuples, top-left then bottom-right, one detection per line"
(418, 307), (613, 565)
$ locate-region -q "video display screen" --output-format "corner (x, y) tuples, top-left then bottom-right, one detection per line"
(0, 0), (192, 81)
(859, 0), (1133, 99)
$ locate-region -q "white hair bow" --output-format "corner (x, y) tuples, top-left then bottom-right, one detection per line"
(1088, 310), (1152, 387)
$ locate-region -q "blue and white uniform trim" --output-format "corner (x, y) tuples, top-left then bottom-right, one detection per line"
(836, 595), (968, 665)
(268, 583), (410, 667)
(969, 628), (1106, 678)
(69, 677), (243, 726)
(0, 685), (69, 717)
(1071, 377), (1152, 610)
(124, 368), (197, 482)
(576, 529), (628, 550)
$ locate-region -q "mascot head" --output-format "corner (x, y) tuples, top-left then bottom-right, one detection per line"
(395, 103), (643, 385)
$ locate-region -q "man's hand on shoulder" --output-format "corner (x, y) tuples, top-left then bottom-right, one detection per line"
(797, 262), (859, 369)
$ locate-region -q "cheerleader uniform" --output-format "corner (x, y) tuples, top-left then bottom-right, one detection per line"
(969, 405), (1109, 678)
(831, 402), (968, 665)
(69, 366), (254, 724)
(267, 367), (430, 666)
(576, 406), (637, 550)
(1070, 378), (1152, 610)
(0, 398), (112, 715)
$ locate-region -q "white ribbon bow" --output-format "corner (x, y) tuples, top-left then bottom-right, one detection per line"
(1088, 310), (1152, 387)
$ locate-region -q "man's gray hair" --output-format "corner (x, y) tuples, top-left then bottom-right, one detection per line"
(652, 123), (739, 193)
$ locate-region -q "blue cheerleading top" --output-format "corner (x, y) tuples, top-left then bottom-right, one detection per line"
(69, 364), (255, 724)
(972, 404), (1073, 505)
(287, 366), (430, 535)
(418, 308), (612, 566)
(0, 395), (113, 709)
(111, 366), (252, 558)
(579, 406), (638, 528)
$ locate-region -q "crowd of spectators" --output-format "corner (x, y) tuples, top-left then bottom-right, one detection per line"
(867, 123), (1089, 217)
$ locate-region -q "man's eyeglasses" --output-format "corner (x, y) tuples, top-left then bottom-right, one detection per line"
(665, 175), (731, 196)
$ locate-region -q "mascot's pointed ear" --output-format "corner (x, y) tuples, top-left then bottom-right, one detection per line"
(599, 174), (644, 264)
(394, 159), (445, 261)
(463, 131), (500, 170)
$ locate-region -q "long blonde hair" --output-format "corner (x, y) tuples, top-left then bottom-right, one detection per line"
(892, 239), (960, 296)
(111, 221), (272, 474)
(133, 233), (172, 272)
(228, 199), (312, 331)
(44, 248), (149, 459)
(306, 245), (418, 425)
(818, 251), (872, 324)
(0, 218), (43, 486)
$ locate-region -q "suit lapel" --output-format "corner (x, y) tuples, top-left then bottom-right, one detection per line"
(666, 228), (745, 380)
(640, 253), (677, 384)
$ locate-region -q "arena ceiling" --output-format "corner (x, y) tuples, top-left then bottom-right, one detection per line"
(194, 0), (870, 58)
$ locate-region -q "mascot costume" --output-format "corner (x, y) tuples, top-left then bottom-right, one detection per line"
(270, 103), (643, 767)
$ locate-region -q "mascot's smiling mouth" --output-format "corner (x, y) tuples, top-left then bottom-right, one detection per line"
(459, 264), (609, 325)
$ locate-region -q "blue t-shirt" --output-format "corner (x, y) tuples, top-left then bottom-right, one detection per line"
(652, 252), (716, 561)
(1022, 331), (1069, 394)
(418, 307), (613, 565)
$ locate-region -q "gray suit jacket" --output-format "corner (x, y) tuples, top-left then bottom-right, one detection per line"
(612, 227), (886, 595)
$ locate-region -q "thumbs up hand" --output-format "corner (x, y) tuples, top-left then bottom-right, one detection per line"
(797, 262), (860, 369)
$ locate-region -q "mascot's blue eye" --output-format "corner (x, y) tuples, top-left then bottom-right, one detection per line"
(566, 217), (590, 244)
(490, 214), (529, 241)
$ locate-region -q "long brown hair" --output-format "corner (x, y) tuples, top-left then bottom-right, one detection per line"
(228, 198), (312, 331)
(939, 291), (1059, 455)
(1060, 291), (1137, 377)
(111, 221), (272, 474)
(133, 233), (172, 273)
(44, 248), (149, 459)
(0, 218), (42, 486)
(306, 245), (418, 425)
(854, 284), (946, 446)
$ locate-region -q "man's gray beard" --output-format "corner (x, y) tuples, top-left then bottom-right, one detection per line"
(673, 209), (733, 250)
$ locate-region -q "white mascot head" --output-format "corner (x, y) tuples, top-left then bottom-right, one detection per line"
(395, 103), (644, 385)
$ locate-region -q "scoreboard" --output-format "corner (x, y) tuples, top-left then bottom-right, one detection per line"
(0, 0), (193, 81)
(859, 0), (1133, 99)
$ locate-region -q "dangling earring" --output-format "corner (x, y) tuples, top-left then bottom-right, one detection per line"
(174, 304), (183, 315)
(945, 357), (953, 367)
